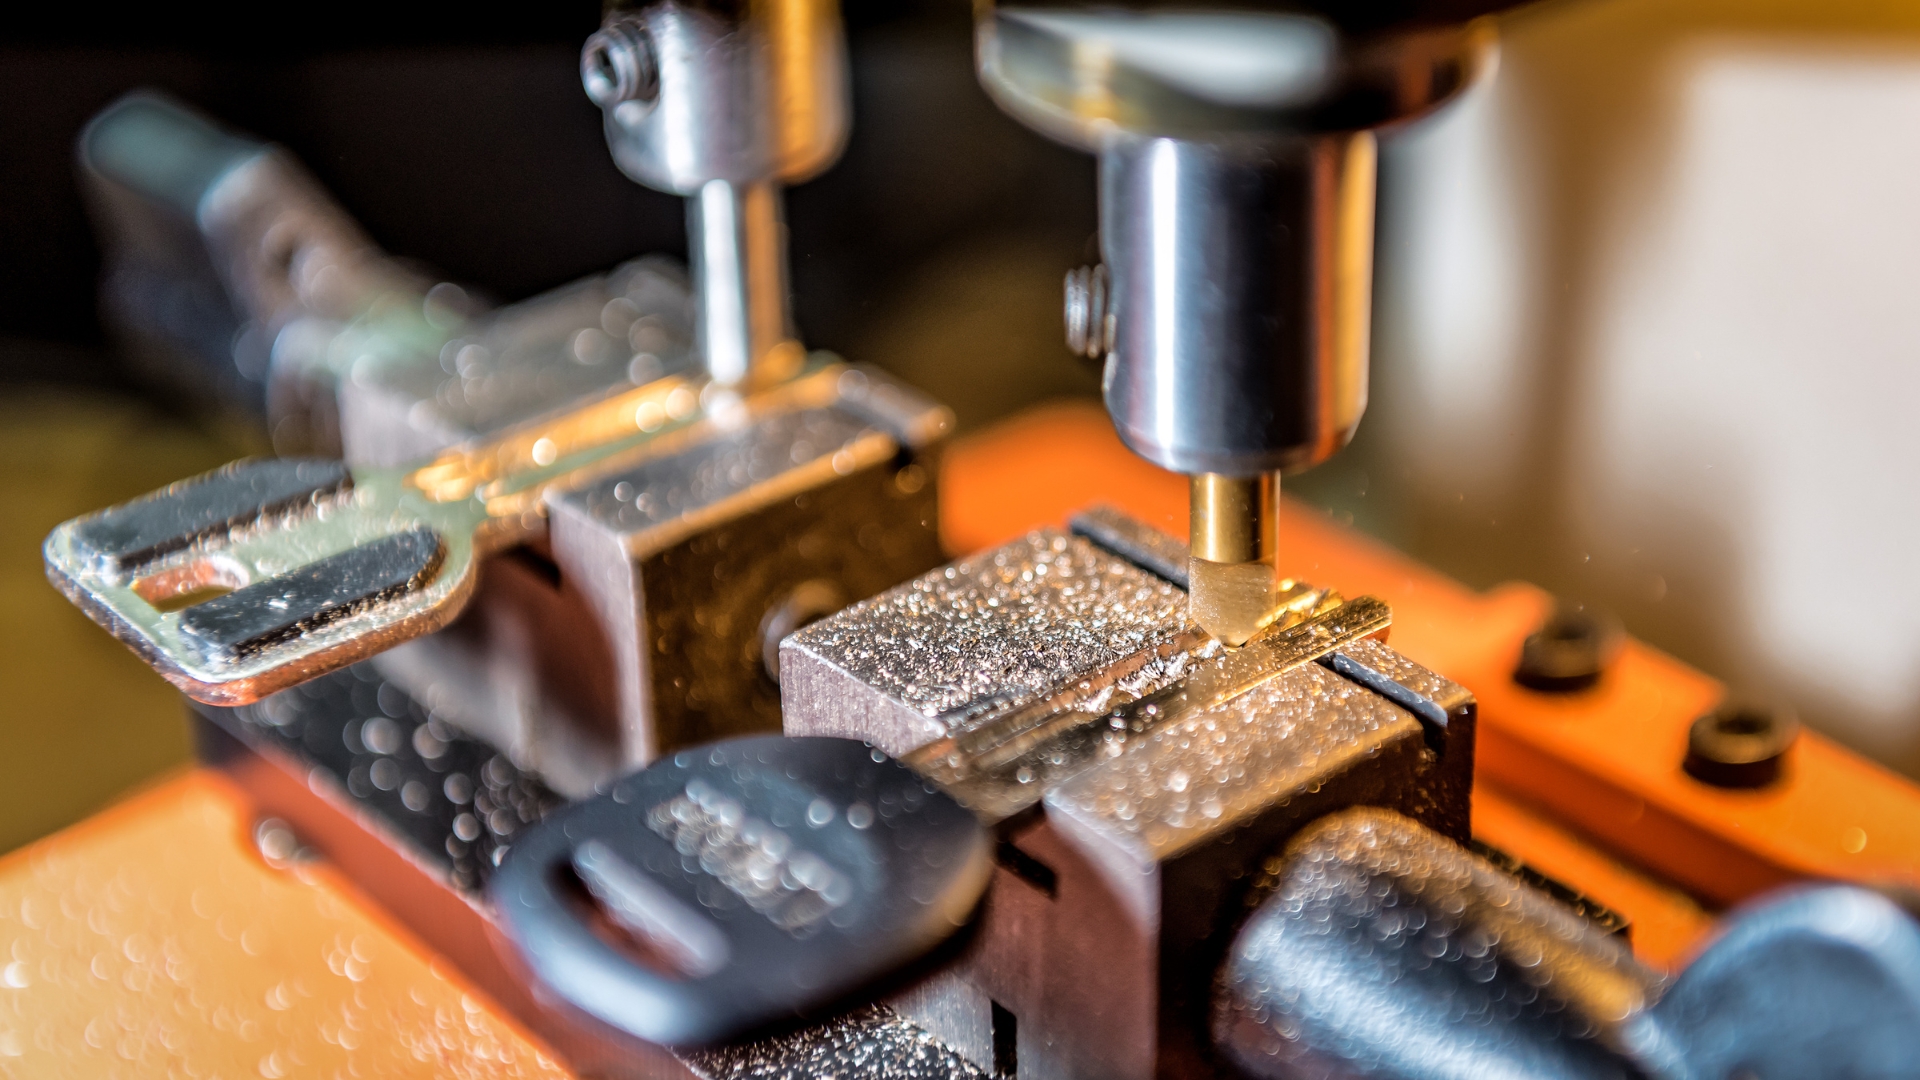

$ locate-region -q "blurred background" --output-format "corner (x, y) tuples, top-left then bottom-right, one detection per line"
(4, 0), (1919, 854)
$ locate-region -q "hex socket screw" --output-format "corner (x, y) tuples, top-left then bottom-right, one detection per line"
(581, 17), (659, 111)
(1063, 263), (1113, 360)
(1684, 702), (1800, 788)
(1513, 603), (1621, 693)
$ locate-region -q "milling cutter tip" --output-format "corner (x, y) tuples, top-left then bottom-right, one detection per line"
(1188, 472), (1284, 646)
(1188, 556), (1280, 648)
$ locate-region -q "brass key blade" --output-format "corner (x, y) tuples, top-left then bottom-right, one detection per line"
(43, 361), (855, 705)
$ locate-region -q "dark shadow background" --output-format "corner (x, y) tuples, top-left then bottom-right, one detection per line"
(0, 0), (1101, 415)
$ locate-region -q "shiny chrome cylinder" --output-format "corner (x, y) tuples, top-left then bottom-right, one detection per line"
(975, 4), (1492, 477)
(688, 179), (793, 386)
(584, 0), (845, 386)
(1099, 130), (1375, 476)
(589, 0), (849, 193)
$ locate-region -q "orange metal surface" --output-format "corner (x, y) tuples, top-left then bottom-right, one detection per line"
(0, 769), (571, 1078)
(6, 399), (1920, 1070)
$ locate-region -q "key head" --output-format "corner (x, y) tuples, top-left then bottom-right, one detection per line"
(43, 457), (485, 704)
(489, 735), (992, 1048)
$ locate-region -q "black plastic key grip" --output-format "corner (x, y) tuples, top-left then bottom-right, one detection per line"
(489, 735), (991, 1047)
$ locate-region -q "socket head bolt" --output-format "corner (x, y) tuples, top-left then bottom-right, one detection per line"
(1063, 263), (1113, 361)
(1685, 702), (1800, 789)
(581, 17), (659, 112)
(1513, 603), (1621, 693)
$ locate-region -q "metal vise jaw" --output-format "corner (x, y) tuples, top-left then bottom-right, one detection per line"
(780, 508), (1475, 1080)
(338, 365), (952, 800)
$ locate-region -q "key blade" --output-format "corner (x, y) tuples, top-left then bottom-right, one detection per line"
(44, 459), (484, 705)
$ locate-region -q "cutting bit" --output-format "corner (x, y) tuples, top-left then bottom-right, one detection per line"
(977, 8), (1503, 650)
(43, 360), (880, 705)
(1187, 472), (1289, 647)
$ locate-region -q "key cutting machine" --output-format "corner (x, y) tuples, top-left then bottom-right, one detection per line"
(18, 1), (1920, 1078)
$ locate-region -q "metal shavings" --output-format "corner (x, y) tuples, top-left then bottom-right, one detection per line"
(686, 1005), (989, 1080)
(788, 530), (1188, 728)
(1047, 661), (1421, 859)
(646, 781), (855, 933)
(566, 407), (877, 536)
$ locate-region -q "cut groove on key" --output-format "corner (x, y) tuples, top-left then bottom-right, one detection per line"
(178, 528), (445, 660)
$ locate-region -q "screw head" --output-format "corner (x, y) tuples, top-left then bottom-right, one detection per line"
(1513, 604), (1620, 693)
(581, 18), (659, 110)
(1063, 263), (1112, 360)
(1685, 702), (1799, 788)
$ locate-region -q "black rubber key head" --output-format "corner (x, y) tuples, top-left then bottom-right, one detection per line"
(490, 735), (991, 1048)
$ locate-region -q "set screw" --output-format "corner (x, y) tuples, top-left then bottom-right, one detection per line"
(1685, 702), (1799, 788)
(582, 16), (660, 112)
(1064, 264), (1114, 360)
(1513, 603), (1620, 693)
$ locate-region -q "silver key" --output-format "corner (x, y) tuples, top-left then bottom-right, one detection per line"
(44, 360), (889, 704)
